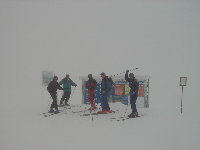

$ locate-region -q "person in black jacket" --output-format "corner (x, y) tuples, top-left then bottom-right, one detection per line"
(47, 76), (63, 113)
(125, 70), (139, 118)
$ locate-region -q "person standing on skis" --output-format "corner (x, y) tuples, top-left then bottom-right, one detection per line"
(86, 74), (97, 110)
(125, 70), (139, 118)
(59, 74), (77, 106)
(47, 76), (64, 113)
(97, 72), (113, 114)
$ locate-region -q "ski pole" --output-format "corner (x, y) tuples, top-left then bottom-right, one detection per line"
(71, 86), (76, 98)
(110, 67), (139, 77)
(123, 101), (129, 120)
(94, 67), (139, 78)
(68, 87), (76, 105)
(46, 96), (52, 111)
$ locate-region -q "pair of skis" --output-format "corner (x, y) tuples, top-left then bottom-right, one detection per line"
(42, 110), (63, 117)
(42, 106), (71, 117)
(110, 115), (141, 121)
(80, 110), (118, 116)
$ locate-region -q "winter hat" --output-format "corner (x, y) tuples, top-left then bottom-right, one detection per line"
(53, 76), (58, 80)
(88, 74), (92, 78)
(100, 72), (106, 76)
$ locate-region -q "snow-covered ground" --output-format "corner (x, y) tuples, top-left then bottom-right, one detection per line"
(0, 90), (200, 150)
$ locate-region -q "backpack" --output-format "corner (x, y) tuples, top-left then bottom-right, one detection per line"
(108, 77), (114, 86)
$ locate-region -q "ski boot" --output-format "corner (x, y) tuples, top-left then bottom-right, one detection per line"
(54, 108), (59, 114)
(88, 106), (97, 110)
(48, 109), (54, 113)
(128, 112), (139, 118)
(65, 103), (70, 107)
(65, 104), (70, 106)
(97, 109), (112, 114)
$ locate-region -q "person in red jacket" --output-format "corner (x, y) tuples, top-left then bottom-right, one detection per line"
(86, 74), (97, 110)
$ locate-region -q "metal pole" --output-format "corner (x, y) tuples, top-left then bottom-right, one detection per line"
(181, 86), (183, 114)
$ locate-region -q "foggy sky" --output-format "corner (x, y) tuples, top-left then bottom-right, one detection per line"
(0, 0), (200, 112)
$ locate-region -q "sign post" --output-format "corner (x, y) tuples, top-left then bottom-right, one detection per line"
(42, 71), (54, 86)
(180, 77), (187, 114)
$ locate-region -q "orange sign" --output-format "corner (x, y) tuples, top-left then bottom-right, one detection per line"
(138, 84), (144, 97)
(114, 84), (125, 96)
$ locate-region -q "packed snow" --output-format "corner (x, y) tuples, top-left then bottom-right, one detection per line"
(0, 88), (199, 150)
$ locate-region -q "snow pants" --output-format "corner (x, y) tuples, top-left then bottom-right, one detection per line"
(60, 91), (71, 105)
(50, 92), (58, 109)
(100, 92), (110, 110)
(130, 92), (138, 113)
(88, 89), (95, 107)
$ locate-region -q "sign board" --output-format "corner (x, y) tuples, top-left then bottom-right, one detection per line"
(179, 77), (187, 114)
(114, 84), (125, 96)
(42, 71), (54, 86)
(180, 77), (187, 86)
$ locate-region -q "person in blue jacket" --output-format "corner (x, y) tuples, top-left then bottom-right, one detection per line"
(59, 74), (77, 106)
(97, 72), (113, 114)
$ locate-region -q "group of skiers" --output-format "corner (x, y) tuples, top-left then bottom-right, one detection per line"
(47, 70), (139, 118)
(47, 74), (77, 113)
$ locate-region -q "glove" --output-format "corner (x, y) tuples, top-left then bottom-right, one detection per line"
(130, 91), (135, 96)
(102, 90), (106, 94)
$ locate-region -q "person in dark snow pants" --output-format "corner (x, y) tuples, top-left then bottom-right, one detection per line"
(125, 70), (139, 118)
(47, 76), (63, 113)
(59, 74), (77, 106)
(97, 72), (113, 114)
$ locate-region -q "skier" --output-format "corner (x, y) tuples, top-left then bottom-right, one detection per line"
(86, 74), (97, 110)
(97, 72), (113, 114)
(59, 74), (77, 106)
(47, 76), (64, 113)
(125, 70), (139, 118)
